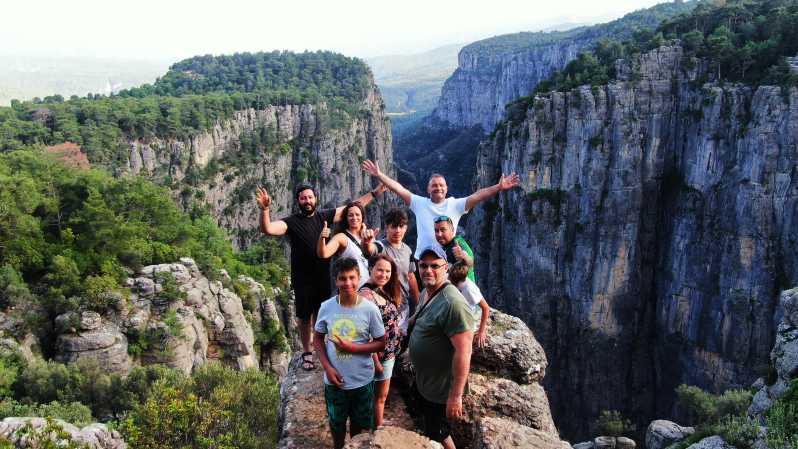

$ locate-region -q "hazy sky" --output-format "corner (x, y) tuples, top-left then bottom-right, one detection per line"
(5, 0), (667, 60)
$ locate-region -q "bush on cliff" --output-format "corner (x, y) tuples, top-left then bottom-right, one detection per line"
(765, 378), (798, 449)
(120, 362), (279, 449)
(675, 384), (759, 449)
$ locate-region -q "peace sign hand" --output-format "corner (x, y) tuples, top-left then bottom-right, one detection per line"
(362, 226), (379, 245)
(256, 186), (271, 210)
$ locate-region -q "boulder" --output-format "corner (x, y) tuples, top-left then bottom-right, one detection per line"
(593, 436), (615, 449)
(55, 311), (131, 375)
(615, 436), (635, 449)
(646, 420), (695, 449)
(471, 309), (547, 383)
(573, 443), (594, 449)
(452, 372), (559, 445)
(344, 426), (442, 449)
(0, 417), (126, 449)
(474, 417), (571, 449)
(686, 436), (737, 449)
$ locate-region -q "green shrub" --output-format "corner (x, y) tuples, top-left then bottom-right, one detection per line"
(12, 417), (88, 449)
(766, 379), (798, 449)
(154, 272), (186, 304)
(711, 415), (759, 449)
(0, 399), (93, 427)
(121, 362), (279, 449)
(594, 410), (636, 436)
(82, 274), (121, 312)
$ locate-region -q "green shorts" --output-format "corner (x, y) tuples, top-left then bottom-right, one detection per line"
(324, 382), (375, 433)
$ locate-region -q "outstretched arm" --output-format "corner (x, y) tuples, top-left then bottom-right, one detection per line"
(256, 187), (288, 236)
(464, 173), (521, 212)
(361, 160), (412, 205)
(333, 183), (387, 223)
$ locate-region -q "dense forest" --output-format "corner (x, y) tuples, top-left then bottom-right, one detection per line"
(0, 51), (373, 168)
(529, 0), (798, 96)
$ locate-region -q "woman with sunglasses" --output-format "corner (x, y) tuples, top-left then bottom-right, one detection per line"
(318, 201), (378, 287)
(358, 253), (403, 427)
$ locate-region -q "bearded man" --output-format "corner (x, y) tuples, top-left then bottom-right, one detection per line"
(256, 182), (384, 370)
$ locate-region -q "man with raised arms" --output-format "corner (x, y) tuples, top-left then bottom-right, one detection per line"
(256, 182), (384, 371)
(361, 160), (521, 258)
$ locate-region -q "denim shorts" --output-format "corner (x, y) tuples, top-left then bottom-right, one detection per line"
(374, 357), (395, 381)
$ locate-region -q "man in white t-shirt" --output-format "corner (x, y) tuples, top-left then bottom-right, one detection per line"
(361, 160), (521, 259)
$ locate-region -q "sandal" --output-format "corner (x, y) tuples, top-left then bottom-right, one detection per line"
(300, 352), (315, 371)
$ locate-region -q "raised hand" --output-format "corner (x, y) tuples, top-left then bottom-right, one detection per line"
(362, 226), (379, 245)
(320, 221), (331, 240)
(452, 243), (466, 261)
(362, 159), (381, 177)
(256, 186), (271, 210)
(498, 173), (521, 191)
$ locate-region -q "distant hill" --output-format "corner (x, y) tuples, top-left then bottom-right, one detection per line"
(0, 55), (168, 106)
(366, 43), (462, 116)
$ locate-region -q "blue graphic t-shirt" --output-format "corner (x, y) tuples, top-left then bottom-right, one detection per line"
(315, 295), (385, 389)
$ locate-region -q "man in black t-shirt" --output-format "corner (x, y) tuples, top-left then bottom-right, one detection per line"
(256, 183), (385, 370)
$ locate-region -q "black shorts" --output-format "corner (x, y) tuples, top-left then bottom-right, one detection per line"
(415, 388), (450, 442)
(294, 279), (331, 321)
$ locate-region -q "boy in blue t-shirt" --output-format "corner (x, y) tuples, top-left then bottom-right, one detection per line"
(314, 257), (386, 449)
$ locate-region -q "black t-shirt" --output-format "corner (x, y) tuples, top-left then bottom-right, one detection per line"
(283, 208), (337, 284)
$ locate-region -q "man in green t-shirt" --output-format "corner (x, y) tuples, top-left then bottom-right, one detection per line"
(433, 215), (476, 283)
(409, 245), (474, 449)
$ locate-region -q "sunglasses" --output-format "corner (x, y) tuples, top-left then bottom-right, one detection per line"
(419, 262), (446, 270)
(434, 215), (452, 224)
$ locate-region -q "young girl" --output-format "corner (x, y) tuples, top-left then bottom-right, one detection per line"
(448, 262), (489, 348)
(358, 253), (402, 427)
(317, 201), (378, 287)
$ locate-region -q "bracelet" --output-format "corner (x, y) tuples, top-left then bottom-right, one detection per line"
(371, 189), (379, 197)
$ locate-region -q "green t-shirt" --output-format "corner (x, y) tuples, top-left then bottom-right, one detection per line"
(443, 235), (476, 283)
(409, 283), (474, 404)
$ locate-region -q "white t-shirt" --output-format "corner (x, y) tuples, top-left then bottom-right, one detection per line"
(410, 194), (468, 258)
(456, 278), (484, 331)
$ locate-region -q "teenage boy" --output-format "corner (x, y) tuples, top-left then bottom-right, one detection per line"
(369, 208), (420, 333)
(314, 257), (386, 449)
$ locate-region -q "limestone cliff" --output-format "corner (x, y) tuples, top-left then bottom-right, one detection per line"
(466, 45), (798, 438)
(124, 80), (394, 247)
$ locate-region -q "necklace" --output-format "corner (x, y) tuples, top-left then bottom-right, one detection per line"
(337, 294), (362, 307)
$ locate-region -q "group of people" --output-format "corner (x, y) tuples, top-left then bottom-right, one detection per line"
(255, 159), (520, 449)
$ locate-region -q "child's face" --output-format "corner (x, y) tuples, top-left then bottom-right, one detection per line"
(336, 269), (360, 295)
(386, 223), (407, 243)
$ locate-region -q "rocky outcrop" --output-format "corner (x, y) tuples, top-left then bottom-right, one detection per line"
(123, 80), (394, 248)
(686, 436), (737, 449)
(343, 427), (442, 449)
(49, 258), (289, 376)
(474, 417), (570, 449)
(122, 258), (259, 373)
(466, 44), (798, 437)
(646, 420), (695, 449)
(54, 311), (131, 375)
(749, 287), (798, 417)
(0, 417), (126, 449)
